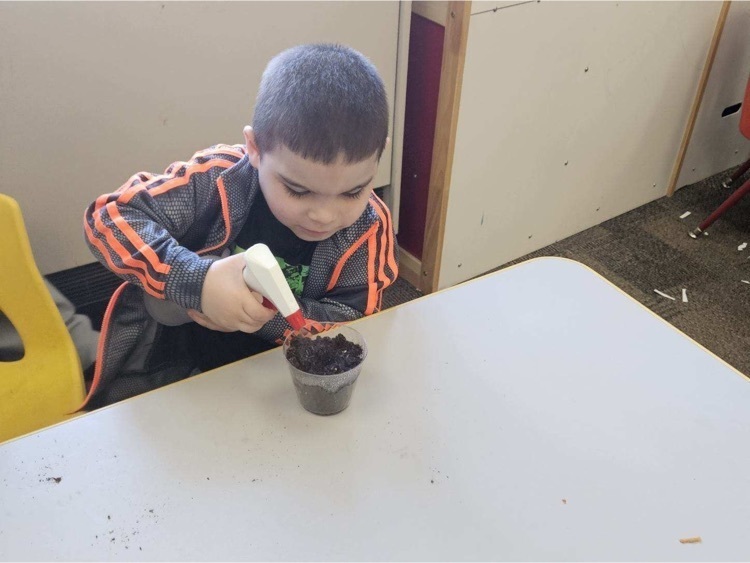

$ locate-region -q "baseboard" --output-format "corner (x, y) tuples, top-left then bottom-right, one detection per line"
(399, 249), (422, 289)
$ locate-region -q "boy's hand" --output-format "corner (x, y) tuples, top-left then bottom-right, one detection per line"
(188, 253), (277, 333)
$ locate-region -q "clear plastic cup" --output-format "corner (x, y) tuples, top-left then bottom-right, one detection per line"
(282, 325), (367, 415)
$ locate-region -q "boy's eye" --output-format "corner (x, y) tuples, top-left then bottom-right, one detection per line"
(344, 188), (365, 199)
(284, 184), (308, 198)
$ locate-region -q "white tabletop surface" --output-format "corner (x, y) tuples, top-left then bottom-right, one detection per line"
(2, 258), (749, 561)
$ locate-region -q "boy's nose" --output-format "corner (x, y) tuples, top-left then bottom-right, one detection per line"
(307, 206), (335, 227)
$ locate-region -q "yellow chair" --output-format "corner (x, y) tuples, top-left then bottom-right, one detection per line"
(0, 194), (85, 443)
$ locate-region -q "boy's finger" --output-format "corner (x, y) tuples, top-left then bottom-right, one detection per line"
(236, 321), (261, 334)
(240, 300), (276, 324)
(260, 305), (277, 321)
(211, 322), (236, 332)
(250, 290), (277, 311)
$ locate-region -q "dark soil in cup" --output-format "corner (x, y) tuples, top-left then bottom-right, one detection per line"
(286, 333), (363, 375)
(292, 379), (357, 416)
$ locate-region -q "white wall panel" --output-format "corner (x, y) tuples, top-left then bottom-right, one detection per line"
(439, 1), (725, 289)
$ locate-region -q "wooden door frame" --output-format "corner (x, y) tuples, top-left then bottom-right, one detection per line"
(397, 1), (471, 293)
(418, 0), (471, 293)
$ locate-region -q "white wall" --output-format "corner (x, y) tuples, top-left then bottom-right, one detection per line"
(438, 1), (740, 289)
(0, 1), (401, 274)
(677, 1), (750, 188)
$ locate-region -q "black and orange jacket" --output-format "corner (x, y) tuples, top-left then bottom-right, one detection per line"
(83, 144), (398, 408)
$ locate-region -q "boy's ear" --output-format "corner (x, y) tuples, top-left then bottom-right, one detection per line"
(244, 126), (261, 168)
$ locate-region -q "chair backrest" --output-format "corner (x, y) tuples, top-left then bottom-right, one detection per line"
(741, 75), (750, 140)
(0, 194), (85, 443)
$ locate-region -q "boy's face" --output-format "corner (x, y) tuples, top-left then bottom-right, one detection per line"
(244, 127), (384, 242)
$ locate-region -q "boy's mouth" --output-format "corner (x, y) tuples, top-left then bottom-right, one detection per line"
(298, 226), (333, 239)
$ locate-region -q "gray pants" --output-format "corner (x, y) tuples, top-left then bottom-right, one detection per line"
(0, 281), (99, 369)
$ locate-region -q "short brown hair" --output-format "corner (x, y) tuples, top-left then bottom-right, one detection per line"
(252, 44), (389, 163)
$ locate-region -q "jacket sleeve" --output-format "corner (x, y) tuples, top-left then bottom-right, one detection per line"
(83, 145), (244, 311)
(255, 195), (399, 343)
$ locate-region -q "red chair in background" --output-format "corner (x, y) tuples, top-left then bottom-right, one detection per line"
(690, 75), (750, 238)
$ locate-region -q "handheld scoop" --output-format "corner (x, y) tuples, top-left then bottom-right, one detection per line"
(242, 243), (306, 331)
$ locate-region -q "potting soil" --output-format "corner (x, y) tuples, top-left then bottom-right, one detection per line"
(286, 333), (363, 375)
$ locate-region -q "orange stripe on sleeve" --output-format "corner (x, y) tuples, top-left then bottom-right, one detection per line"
(117, 172), (155, 193)
(95, 174), (152, 213)
(91, 209), (165, 293)
(149, 158), (236, 196)
(198, 176), (232, 255)
(384, 215), (398, 277)
(326, 223), (379, 292)
(116, 159), (235, 204)
(364, 235), (379, 315)
(86, 151), (241, 302)
(105, 145), (241, 209)
(143, 163), (187, 190)
(84, 218), (164, 298)
(94, 193), (112, 213)
(117, 183), (147, 205)
(195, 145), (245, 160)
(372, 194), (398, 277)
(137, 146), (239, 191)
(370, 202), (389, 290)
(107, 204), (171, 275)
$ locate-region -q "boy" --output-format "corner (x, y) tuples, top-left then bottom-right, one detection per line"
(83, 44), (398, 409)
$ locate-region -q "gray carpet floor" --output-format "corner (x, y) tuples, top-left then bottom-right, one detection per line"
(383, 164), (750, 376)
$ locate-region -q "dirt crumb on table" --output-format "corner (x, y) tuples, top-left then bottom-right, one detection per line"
(679, 536), (702, 544)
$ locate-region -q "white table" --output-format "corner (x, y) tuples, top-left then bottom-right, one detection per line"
(2, 258), (749, 561)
